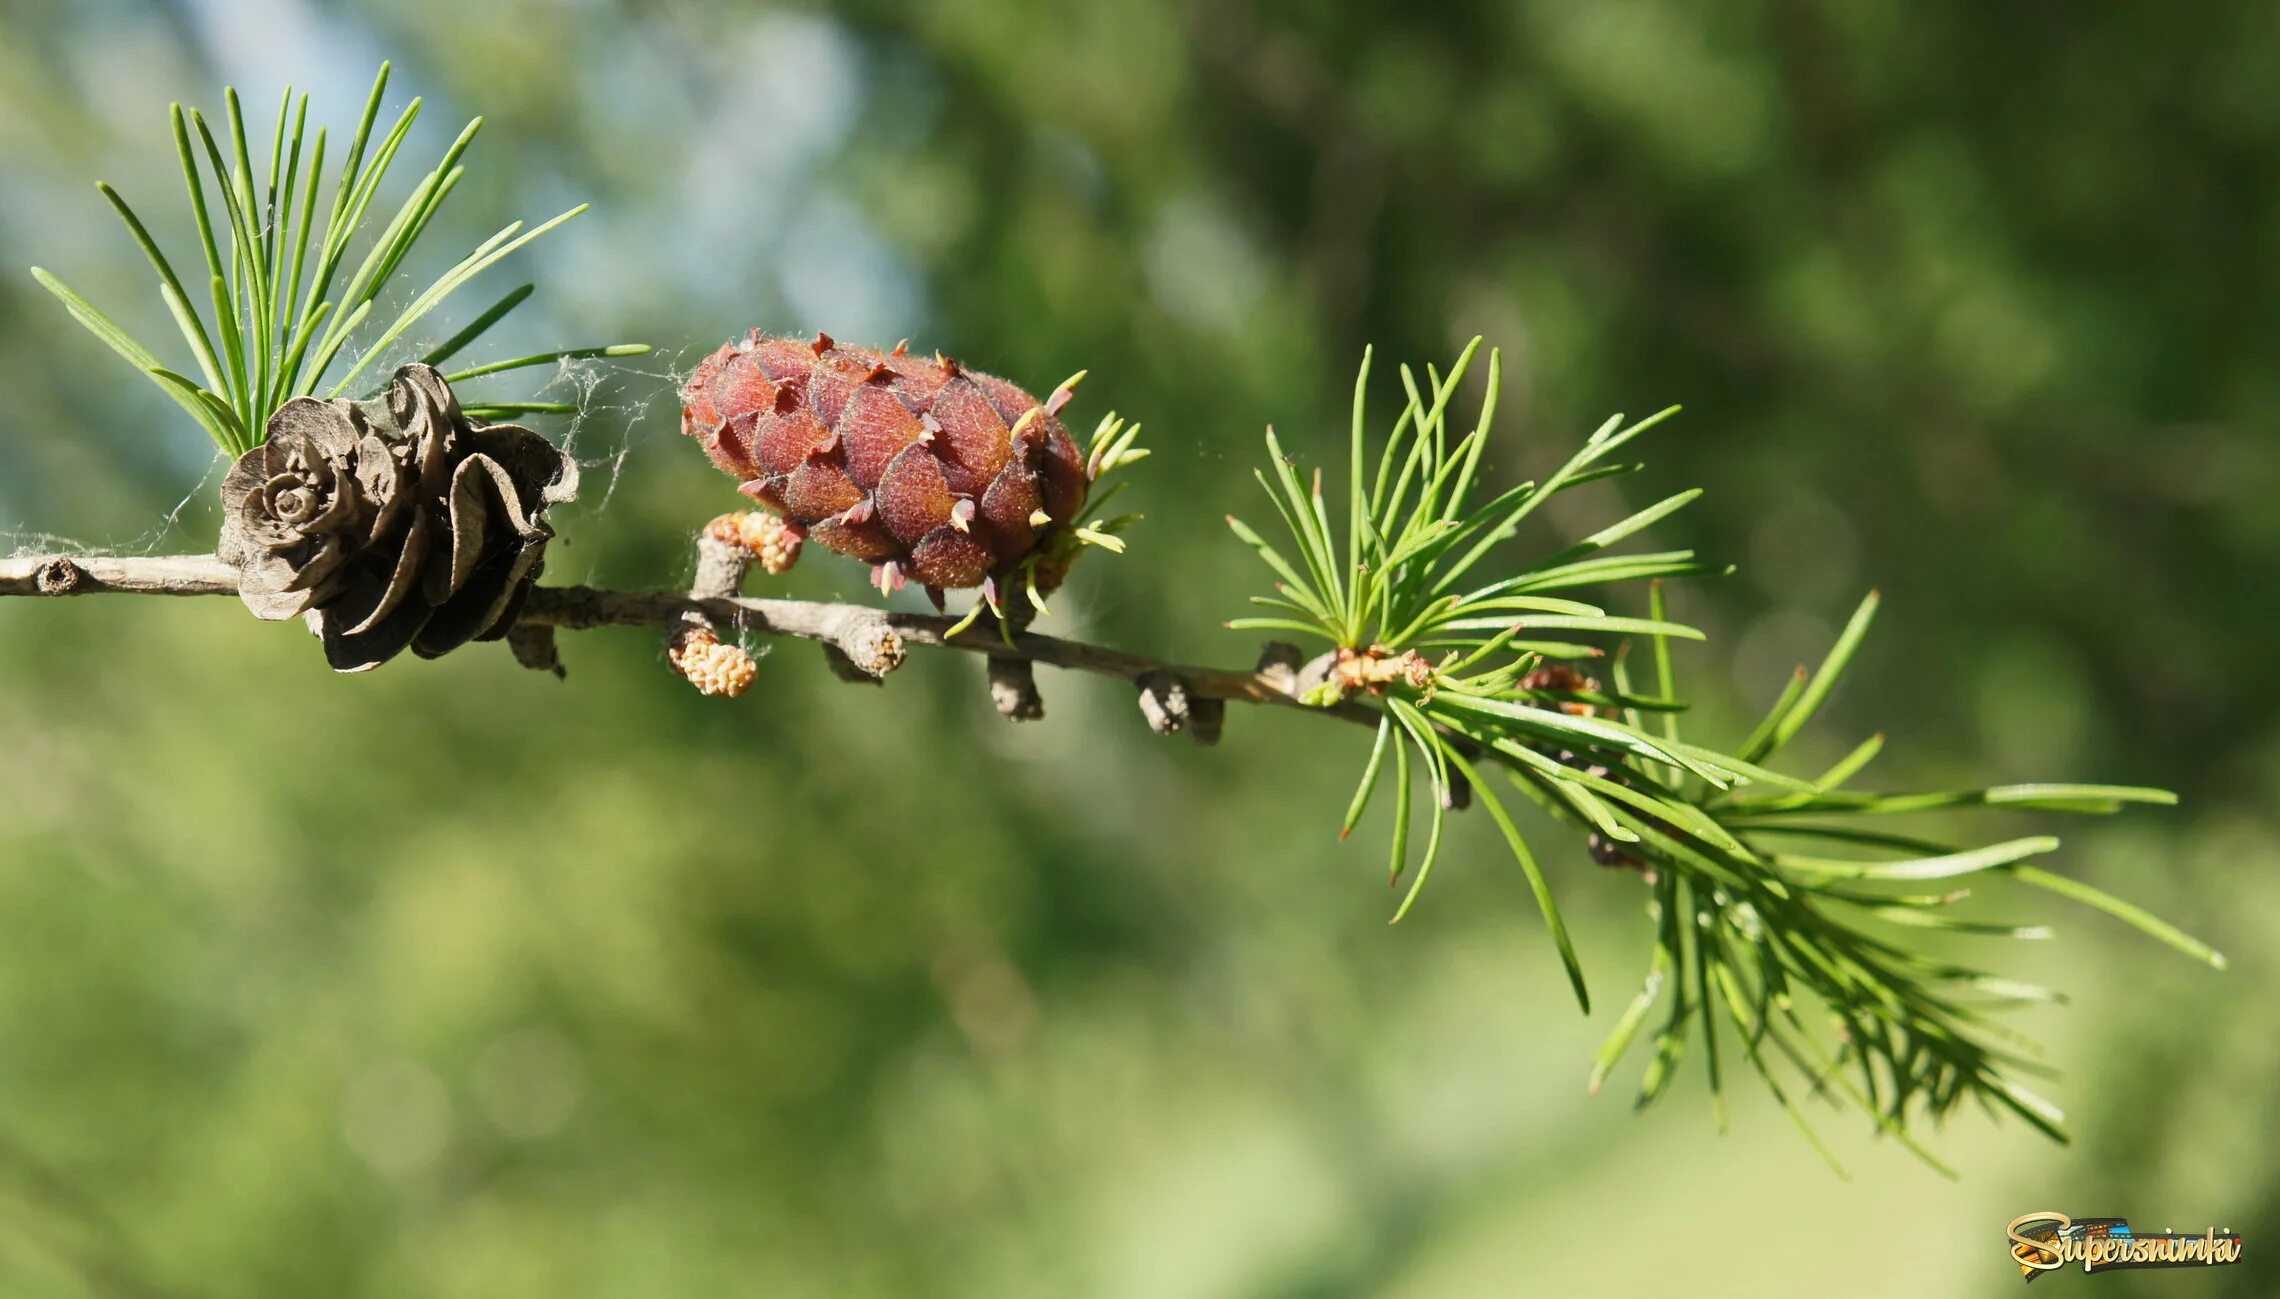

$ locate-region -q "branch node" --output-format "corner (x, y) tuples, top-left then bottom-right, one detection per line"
(691, 533), (754, 600)
(656, 531), (766, 698)
(1293, 650), (1342, 698)
(34, 558), (84, 595)
(820, 644), (879, 684)
(1254, 640), (1306, 695)
(1136, 670), (1191, 735)
(1188, 696), (1225, 746)
(988, 657), (1044, 721)
(825, 620), (905, 683)
(507, 624), (566, 679)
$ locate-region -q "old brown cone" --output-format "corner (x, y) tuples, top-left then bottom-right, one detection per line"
(218, 364), (579, 671)
(680, 332), (1089, 605)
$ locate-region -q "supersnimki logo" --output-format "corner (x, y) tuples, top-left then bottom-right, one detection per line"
(2008, 1212), (2243, 1280)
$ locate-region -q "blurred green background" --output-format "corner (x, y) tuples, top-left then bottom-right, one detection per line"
(0, 1), (2272, 1295)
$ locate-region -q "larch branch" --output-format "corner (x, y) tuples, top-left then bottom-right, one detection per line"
(0, 551), (1377, 734)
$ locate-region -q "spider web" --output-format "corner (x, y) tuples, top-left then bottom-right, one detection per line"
(3, 348), (673, 574)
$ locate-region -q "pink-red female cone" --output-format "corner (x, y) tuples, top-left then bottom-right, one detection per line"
(681, 332), (1088, 600)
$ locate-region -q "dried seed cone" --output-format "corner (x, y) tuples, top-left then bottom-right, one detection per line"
(217, 364), (578, 672)
(680, 333), (1088, 598)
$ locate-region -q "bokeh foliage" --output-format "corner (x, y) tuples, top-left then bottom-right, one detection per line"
(0, 2), (2272, 1297)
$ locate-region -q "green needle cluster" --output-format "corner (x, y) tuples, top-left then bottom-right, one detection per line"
(1229, 340), (2220, 1168)
(31, 63), (647, 456)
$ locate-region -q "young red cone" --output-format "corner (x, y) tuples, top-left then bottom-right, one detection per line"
(680, 332), (1089, 606)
